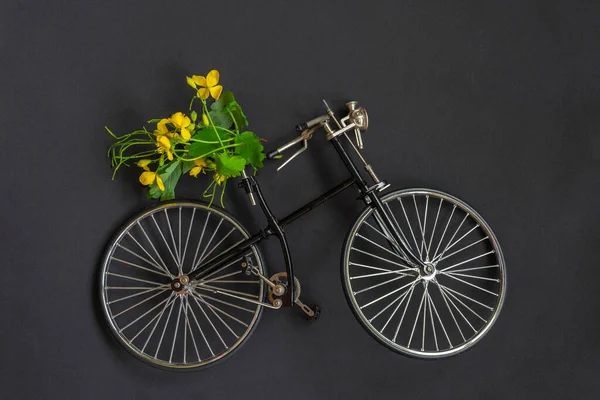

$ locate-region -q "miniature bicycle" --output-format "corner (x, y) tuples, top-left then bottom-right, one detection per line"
(100, 100), (506, 369)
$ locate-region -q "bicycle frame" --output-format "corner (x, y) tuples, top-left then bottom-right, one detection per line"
(190, 135), (423, 305)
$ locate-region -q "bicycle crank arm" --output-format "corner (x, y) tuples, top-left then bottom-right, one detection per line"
(212, 289), (283, 310)
(294, 298), (316, 318)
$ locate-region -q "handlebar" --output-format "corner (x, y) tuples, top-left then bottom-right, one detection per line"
(265, 100), (369, 170)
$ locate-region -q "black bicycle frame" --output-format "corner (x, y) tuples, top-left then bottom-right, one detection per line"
(190, 135), (422, 305)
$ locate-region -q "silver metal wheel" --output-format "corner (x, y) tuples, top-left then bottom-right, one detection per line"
(100, 201), (264, 369)
(342, 189), (506, 358)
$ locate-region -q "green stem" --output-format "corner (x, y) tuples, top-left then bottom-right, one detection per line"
(202, 100), (224, 147)
(188, 137), (234, 144)
(219, 179), (227, 208)
(227, 109), (239, 132)
(173, 143), (242, 161)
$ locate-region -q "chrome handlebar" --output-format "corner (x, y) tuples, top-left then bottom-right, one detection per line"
(265, 100), (369, 171)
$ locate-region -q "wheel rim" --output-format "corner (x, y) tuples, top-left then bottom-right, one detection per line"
(343, 189), (506, 358)
(101, 202), (264, 369)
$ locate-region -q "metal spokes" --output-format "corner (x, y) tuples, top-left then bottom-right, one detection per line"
(101, 202), (264, 369)
(342, 189), (506, 358)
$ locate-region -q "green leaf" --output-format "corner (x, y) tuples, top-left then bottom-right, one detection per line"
(234, 131), (265, 172)
(188, 127), (232, 158)
(158, 160), (182, 201)
(224, 101), (248, 130)
(210, 91), (248, 130)
(214, 153), (246, 178)
(182, 160), (195, 174)
(209, 109), (233, 129)
(147, 184), (162, 199)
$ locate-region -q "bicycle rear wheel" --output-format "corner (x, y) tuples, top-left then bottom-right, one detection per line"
(100, 201), (264, 369)
(342, 189), (506, 358)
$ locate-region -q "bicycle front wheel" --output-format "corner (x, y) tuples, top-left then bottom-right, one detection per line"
(100, 201), (265, 369)
(342, 189), (506, 358)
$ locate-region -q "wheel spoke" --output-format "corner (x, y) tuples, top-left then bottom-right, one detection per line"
(151, 214), (180, 270)
(113, 289), (168, 318)
(355, 233), (407, 262)
(191, 212), (211, 274)
(194, 290), (256, 313)
(186, 295), (213, 357)
(439, 285), (487, 323)
(428, 290), (451, 348)
(196, 218), (224, 269)
(435, 214), (469, 262)
(362, 279), (419, 309)
(137, 221), (172, 276)
(398, 197), (422, 259)
(432, 205), (456, 260)
(434, 279), (466, 341)
(190, 290), (249, 328)
(349, 261), (397, 273)
(393, 283), (416, 342)
(191, 294), (227, 350)
(196, 228), (236, 268)
(433, 225), (480, 263)
(435, 236), (489, 263)
(108, 285), (169, 305)
(163, 209), (181, 269)
(421, 283), (428, 351)
(439, 271), (498, 297)
(354, 274), (410, 295)
(120, 294), (172, 332)
(181, 208), (197, 272)
(142, 293), (176, 353)
(117, 242), (170, 277)
(445, 271), (500, 283)
(110, 257), (170, 278)
(169, 297), (184, 363)
(107, 272), (165, 287)
(350, 247), (410, 269)
(408, 285), (427, 347)
(130, 294), (174, 343)
(426, 290), (439, 351)
(191, 292), (238, 340)
(427, 198), (443, 257)
(437, 283), (494, 311)
(379, 281), (418, 330)
(440, 250), (495, 272)
(382, 203), (413, 255)
(413, 194), (430, 261)
(448, 264), (499, 274)
(155, 295), (177, 357)
(197, 283), (259, 299)
(435, 281), (477, 333)
(370, 280), (416, 324)
(184, 297), (202, 362)
(351, 270), (412, 280)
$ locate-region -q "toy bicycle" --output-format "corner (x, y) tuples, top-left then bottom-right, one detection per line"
(100, 100), (506, 369)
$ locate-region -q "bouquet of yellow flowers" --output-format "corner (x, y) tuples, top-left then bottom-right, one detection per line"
(106, 70), (265, 206)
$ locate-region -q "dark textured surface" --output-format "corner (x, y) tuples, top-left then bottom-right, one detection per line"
(1, 0), (599, 398)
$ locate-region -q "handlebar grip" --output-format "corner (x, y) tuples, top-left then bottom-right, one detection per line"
(266, 149), (280, 159)
(296, 115), (329, 132)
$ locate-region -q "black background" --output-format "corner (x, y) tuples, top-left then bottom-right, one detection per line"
(1, 1), (599, 398)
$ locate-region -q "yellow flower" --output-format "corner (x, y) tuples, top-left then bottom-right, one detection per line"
(192, 70), (223, 100)
(189, 158), (208, 177)
(170, 112), (191, 141)
(156, 135), (173, 161)
(137, 160), (164, 191)
(156, 118), (170, 134)
(214, 173), (226, 185)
